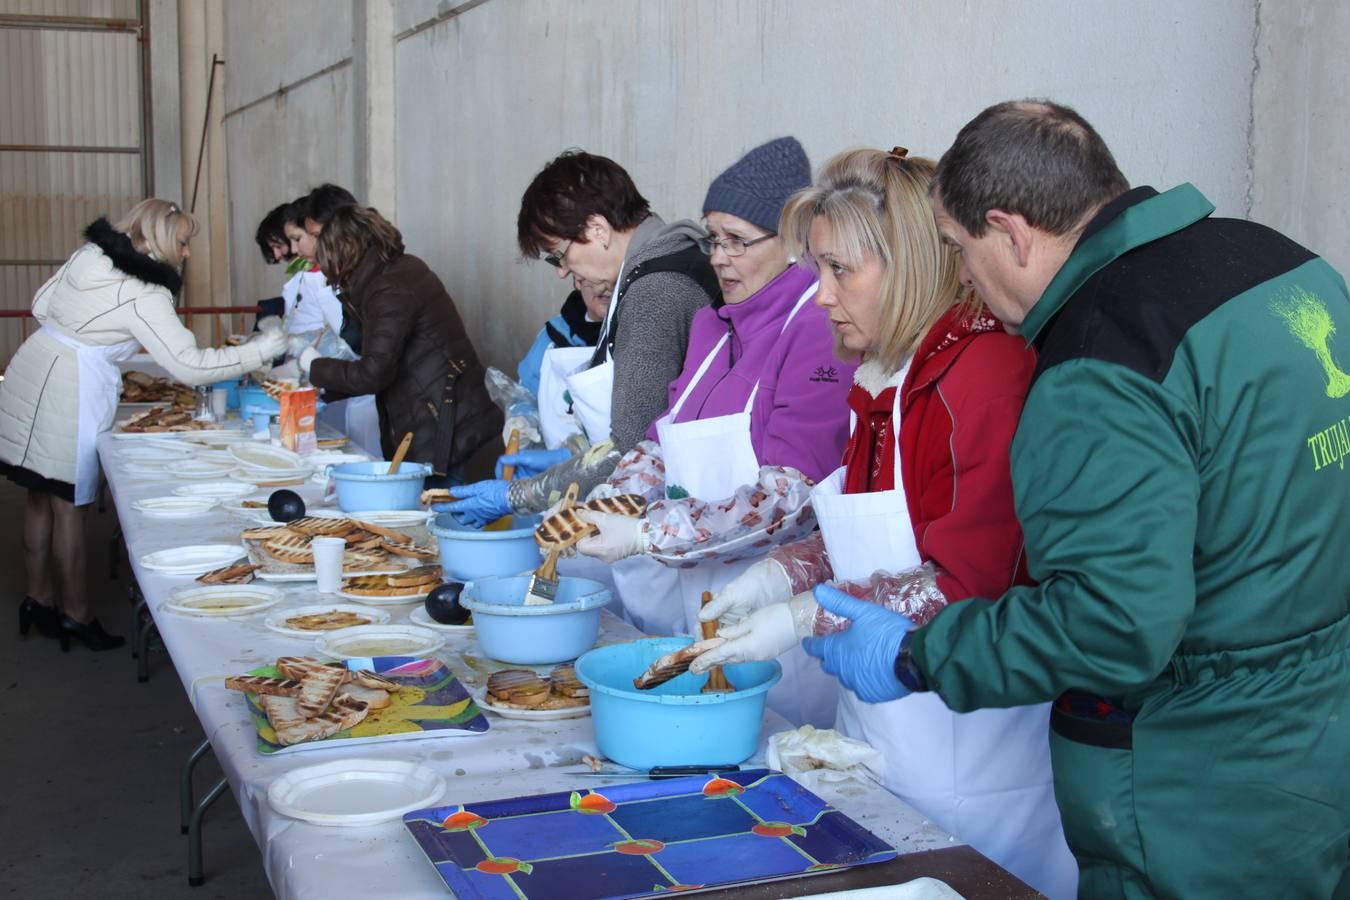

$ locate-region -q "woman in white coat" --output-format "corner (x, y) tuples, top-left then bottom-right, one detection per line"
(0, 200), (284, 650)
(690, 149), (1078, 898)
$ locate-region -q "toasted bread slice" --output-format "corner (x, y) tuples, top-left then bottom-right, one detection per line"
(633, 638), (726, 690)
(297, 664), (347, 717)
(225, 674), (301, 696)
(534, 508), (598, 551)
(341, 531), (386, 552)
(276, 656), (326, 680)
(240, 525), (291, 540)
(262, 694), (307, 729)
(339, 573), (427, 597)
(347, 519), (417, 541)
(329, 694), (371, 729)
(342, 547), (388, 568)
(378, 535), (438, 560)
(337, 684), (391, 710)
(240, 499), (268, 509)
(263, 532), (314, 564)
(387, 565), (442, 588)
(283, 609), (374, 632)
(196, 562), (260, 585)
(420, 488), (454, 506)
(549, 664), (589, 699)
(351, 669), (401, 691)
(285, 516), (360, 537)
(272, 708), (346, 746)
(583, 494), (647, 518)
(487, 669), (551, 707)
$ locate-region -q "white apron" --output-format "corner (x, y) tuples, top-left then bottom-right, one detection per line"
(563, 261), (627, 445)
(614, 283), (838, 727)
(42, 325), (140, 505)
(810, 366), (1076, 899)
(538, 345), (592, 449)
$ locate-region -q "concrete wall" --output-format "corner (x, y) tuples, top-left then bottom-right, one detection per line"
(1251, 0), (1350, 275)
(220, 0), (1264, 374)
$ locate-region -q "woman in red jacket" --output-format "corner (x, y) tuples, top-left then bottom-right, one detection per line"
(692, 148), (1076, 899)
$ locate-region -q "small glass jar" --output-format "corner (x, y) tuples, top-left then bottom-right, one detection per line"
(193, 385), (214, 422)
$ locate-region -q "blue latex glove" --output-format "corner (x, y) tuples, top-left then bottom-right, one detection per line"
(801, 584), (916, 704)
(437, 480), (511, 528)
(495, 447), (572, 479)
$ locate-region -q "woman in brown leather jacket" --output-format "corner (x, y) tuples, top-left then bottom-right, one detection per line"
(300, 205), (501, 482)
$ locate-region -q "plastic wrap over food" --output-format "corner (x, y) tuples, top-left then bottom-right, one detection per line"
(485, 366), (543, 449)
(285, 329), (359, 363)
(507, 438), (620, 514)
(589, 440), (667, 503)
(769, 532), (833, 595)
(646, 466), (818, 566)
(814, 561), (949, 635)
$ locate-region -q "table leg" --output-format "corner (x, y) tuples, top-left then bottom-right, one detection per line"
(137, 615), (157, 682)
(108, 522), (124, 580)
(186, 775), (229, 887)
(180, 738), (213, 834)
(128, 587), (146, 660)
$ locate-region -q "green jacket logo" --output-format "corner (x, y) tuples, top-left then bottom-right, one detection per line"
(1273, 288), (1350, 398)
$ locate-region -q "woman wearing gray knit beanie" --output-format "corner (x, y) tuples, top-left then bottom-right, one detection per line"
(573, 137), (856, 729)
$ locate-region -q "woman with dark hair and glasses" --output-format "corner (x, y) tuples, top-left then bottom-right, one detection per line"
(444, 150), (719, 524)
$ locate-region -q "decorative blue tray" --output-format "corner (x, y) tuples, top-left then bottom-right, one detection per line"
(402, 769), (895, 898)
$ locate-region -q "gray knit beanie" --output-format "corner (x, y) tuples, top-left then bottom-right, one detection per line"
(703, 136), (811, 234)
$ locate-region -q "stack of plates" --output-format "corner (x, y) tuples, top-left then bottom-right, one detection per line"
(132, 496), (218, 519)
(170, 458), (239, 480)
(173, 481), (258, 502)
(140, 544), (246, 576)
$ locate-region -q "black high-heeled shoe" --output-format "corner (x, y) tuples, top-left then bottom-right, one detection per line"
(60, 616), (126, 652)
(19, 597), (62, 639)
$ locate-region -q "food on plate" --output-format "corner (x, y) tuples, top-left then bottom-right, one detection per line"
(534, 507), (598, 551)
(582, 494), (648, 518)
(263, 693), (370, 745)
(424, 581), (469, 625)
(341, 569), (437, 597)
(195, 562), (260, 585)
(420, 488), (456, 506)
(297, 662), (347, 716)
(261, 378), (300, 400)
(342, 531), (386, 552)
(487, 669), (551, 708)
(377, 534), (437, 559)
(119, 405), (208, 432)
(632, 638), (727, 690)
(121, 371), (195, 406)
(336, 683), (392, 710)
(240, 499), (268, 509)
(224, 674), (301, 696)
(549, 664), (588, 699)
(388, 565), (442, 588)
(282, 609), (376, 632)
(285, 515), (360, 536)
(262, 531), (314, 564)
(342, 547), (390, 568)
(267, 489), (306, 523)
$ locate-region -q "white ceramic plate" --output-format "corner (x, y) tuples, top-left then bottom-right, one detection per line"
(230, 465), (313, 482)
(170, 459), (238, 480)
(194, 447), (239, 464)
(118, 443), (195, 463)
(336, 586), (433, 606)
(180, 430), (254, 447)
(475, 692), (591, 721)
(267, 758), (446, 827)
(173, 481), (258, 501)
(315, 509), (433, 528)
(264, 604), (392, 637)
(164, 584), (283, 617)
(120, 462), (168, 478)
(140, 544), (246, 576)
(131, 496), (218, 519)
(408, 605), (473, 633)
(315, 624), (445, 660)
(230, 443), (302, 470)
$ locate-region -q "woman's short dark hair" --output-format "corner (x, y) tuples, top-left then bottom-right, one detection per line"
(282, 196), (311, 229)
(516, 150), (650, 258)
(933, 99), (1129, 238)
(254, 203), (290, 263)
(303, 183), (359, 229)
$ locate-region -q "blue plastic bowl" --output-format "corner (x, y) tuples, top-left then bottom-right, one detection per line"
(427, 513), (543, 581)
(329, 460), (432, 511)
(239, 383), (280, 416)
(211, 379), (241, 409)
(575, 637), (782, 770)
(460, 574), (609, 665)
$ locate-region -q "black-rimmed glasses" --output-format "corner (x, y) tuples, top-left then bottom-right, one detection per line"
(541, 239), (572, 269)
(697, 233), (775, 257)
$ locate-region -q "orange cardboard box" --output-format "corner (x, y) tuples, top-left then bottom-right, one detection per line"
(279, 387), (317, 454)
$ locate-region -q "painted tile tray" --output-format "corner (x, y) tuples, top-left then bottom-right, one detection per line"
(402, 769), (895, 899)
(244, 656), (489, 755)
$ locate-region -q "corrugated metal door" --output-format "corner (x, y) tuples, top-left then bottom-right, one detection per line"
(0, 0), (149, 367)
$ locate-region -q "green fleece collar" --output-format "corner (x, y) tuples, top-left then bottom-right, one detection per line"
(1020, 183), (1216, 343)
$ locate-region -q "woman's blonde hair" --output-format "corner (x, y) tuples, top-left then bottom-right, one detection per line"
(316, 205), (404, 290)
(780, 148), (967, 372)
(113, 198), (198, 266)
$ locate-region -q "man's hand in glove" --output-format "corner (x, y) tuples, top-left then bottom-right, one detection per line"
(438, 480), (511, 528)
(496, 447), (572, 479)
(801, 584), (915, 704)
(574, 510), (649, 563)
(690, 592), (817, 674)
(698, 558), (793, 626)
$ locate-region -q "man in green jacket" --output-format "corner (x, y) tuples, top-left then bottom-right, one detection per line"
(803, 99), (1350, 898)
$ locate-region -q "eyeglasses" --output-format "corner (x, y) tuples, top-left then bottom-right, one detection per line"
(541, 239), (572, 269)
(697, 233), (775, 257)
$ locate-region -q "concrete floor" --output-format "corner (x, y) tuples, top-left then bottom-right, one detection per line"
(0, 478), (273, 899)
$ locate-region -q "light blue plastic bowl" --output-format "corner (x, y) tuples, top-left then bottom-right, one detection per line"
(574, 637), (782, 770)
(239, 383), (280, 416)
(460, 574), (609, 664)
(328, 461), (432, 511)
(427, 513), (543, 581)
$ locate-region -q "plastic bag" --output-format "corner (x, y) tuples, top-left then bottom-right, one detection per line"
(766, 725), (886, 793)
(284, 328), (359, 363)
(485, 366), (542, 448)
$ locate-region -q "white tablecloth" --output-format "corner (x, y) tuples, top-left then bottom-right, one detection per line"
(98, 429), (957, 899)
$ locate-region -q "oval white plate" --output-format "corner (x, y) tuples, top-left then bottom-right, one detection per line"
(164, 584), (283, 617)
(131, 496), (218, 519)
(119, 443), (195, 463)
(181, 430), (254, 447)
(336, 587), (432, 606)
(315, 624), (445, 660)
(306, 451), (370, 468)
(230, 465), (313, 482)
(231, 443), (302, 470)
(173, 481), (258, 501)
(318, 509), (433, 528)
(140, 544), (246, 575)
(267, 758), (446, 827)
(475, 692), (591, 721)
(408, 605), (473, 633)
(264, 604), (391, 637)
(170, 459), (238, 479)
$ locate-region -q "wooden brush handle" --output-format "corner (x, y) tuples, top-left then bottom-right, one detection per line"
(536, 545), (561, 581)
(499, 429), (522, 481)
(387, 431), (414, 474)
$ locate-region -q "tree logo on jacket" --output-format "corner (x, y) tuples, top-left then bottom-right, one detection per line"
(1273, 288), (1350, 398)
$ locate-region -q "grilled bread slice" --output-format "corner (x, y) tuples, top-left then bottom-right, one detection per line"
(338, 573), (429, 597)
(549, 664), (589, 699)
(263, 532), (314, 564)
(487, 669), (551, 707)
(386, 565), (442, 589)
(342, 547), (388, 569)
(341, 531), (386, 552)
(378, 535), (438, 560)
(276, 656), (351, 683)
(241, 525), (294, 541)
(196, 563), (260, 585)
(297, 664), (347, 717)
(282, 609), (375, 632)
(336, 684), (391, 710)
(534, 508), (598, 551)
(285, 516), (360, 537)
(633, 638), (726, 690)
(225, 674), (301, 696)
(582, 494), (647, 518)
(330, 694), (372, 729)
(351, 670), (401, 691)
(420, 488), (454, 506)
(348, 519), (418, 541)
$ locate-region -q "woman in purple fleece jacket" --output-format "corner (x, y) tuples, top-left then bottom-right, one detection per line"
(574, 137), (855, 726)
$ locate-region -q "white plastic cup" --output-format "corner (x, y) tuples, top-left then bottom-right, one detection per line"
(210, 388), (228, 421)
(311, 536), (346, 594)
